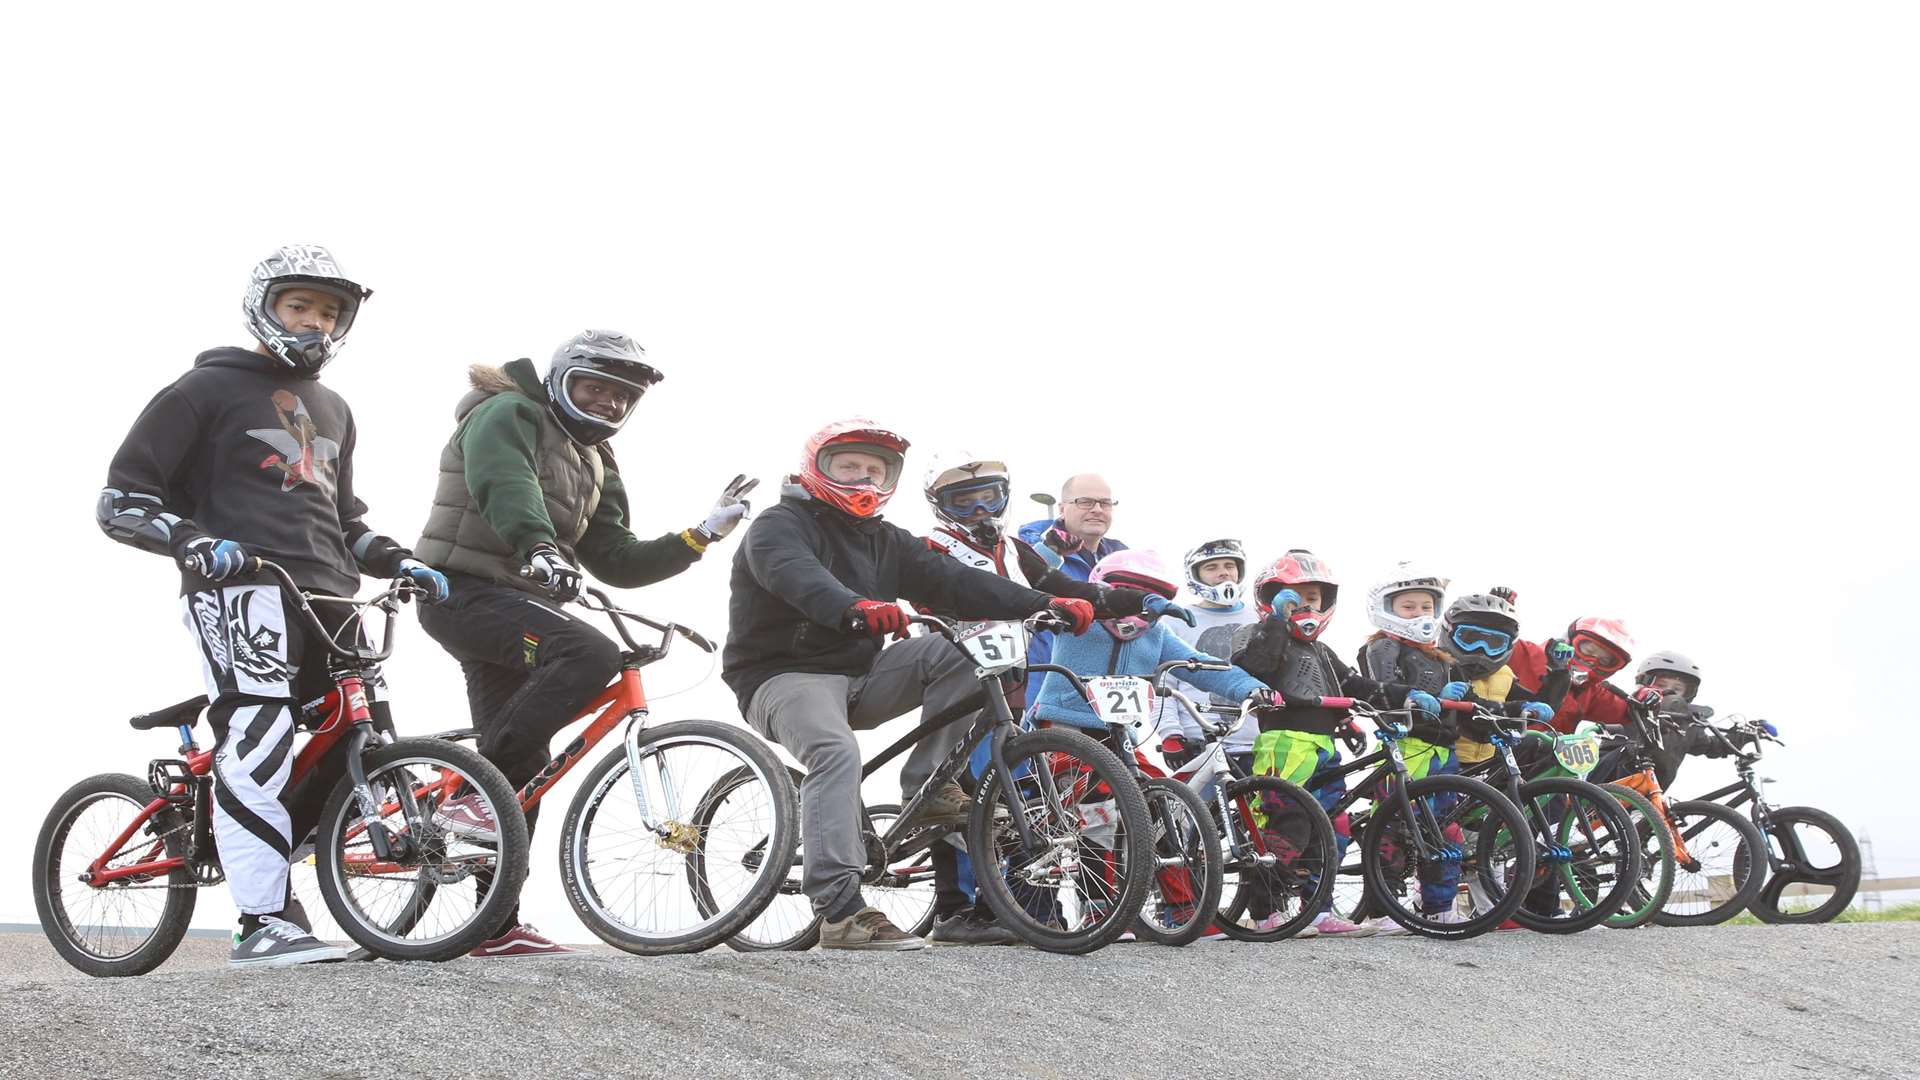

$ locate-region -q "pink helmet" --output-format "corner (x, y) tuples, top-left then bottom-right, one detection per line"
(1090, 550), (1178, 641)
(1566, 616), (1635, 685)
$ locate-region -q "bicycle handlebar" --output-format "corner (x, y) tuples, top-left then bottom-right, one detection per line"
(247, 557), (412, 663)
(516, 568), (715, 657)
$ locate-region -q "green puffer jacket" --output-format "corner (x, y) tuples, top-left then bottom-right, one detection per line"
(413, 358), (702, 593)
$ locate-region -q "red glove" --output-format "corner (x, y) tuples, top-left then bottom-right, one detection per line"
(846, 600), (909, 639)
(1047, 597), (1096, 634)
(1631, 685), (1667, 709)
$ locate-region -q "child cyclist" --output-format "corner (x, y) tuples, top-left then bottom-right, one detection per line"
(1631, 650), (1719, 787)
(96, 245), (450, 968)
(1228, 550), (1445, 937)
(914, 454), (1149, 946)
(1352, 563), (1471, 929)
(1433, 591), (1562, 771)
(1152, 539), (1261, 771)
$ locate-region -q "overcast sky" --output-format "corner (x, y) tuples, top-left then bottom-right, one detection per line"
(3, 4), (1915, 932)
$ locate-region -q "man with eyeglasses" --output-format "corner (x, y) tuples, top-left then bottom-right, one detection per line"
(1016, 474), (1128, 710)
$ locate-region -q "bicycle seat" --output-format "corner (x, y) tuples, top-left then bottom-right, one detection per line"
(128, 695), (210, 731)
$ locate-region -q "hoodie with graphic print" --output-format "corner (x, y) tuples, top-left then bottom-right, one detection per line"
(98, 347), (410, 595)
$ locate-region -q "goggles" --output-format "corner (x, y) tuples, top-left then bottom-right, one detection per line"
(935, 477), (1010, 519)
(1448, 623), (1514, 657)
(1574, 636), (1625, 668)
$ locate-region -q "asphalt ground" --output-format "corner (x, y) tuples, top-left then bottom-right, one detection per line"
(4, 923), (1916, 1080)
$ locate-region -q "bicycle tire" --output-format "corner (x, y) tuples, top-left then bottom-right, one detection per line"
(1510, 777), (1641, 935)
(1213, 776), (1337, 942)
(1365, 773), (1535, 940)
(33, 773), (199, 977)
(698, 765), (817, 952)
(1745, 805), (1861, 925)
(563, 719), (798, 955)
(966, 727), (1152, 954)
(315, 738), (528, 961)
(1599, 781), (1675, 929)
(1652, 798), (1768, 927)
(1132, 778), (1224, 947)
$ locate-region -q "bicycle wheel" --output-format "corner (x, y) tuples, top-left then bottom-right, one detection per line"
(1365, 773), (1534, 939)
(33, 773), (199, 977)
(1653, 799), (1768, 927)
(697, 765), (815, 952)
(1132, 778), (1224, 947)
(1214, 776), (1337, 942)
(314, 738), (528, 961)
(1746, 806), (1861, 924)
(1512, 778), (1640, 935)
(563, 719), (798, 955)
(1599, 782), (1675, 929)
(966, 727), (1152, 954)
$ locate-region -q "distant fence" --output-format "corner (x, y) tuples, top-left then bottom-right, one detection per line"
(1671, 876), (1919, 903)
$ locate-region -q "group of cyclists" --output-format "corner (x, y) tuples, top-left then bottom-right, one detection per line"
(92, 243), (1743, 968)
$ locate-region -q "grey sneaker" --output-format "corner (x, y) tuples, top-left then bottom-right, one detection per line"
(230, 915), (349, 968)
(819, 907), (927, 951)
(433, 793), (501, 841)
(920, 782), (971, 827)
(928, 907), (1019, 947)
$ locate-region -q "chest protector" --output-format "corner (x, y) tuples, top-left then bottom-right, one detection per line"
(1360, 637), (1451, 694)
(929, 528), (1038, 588)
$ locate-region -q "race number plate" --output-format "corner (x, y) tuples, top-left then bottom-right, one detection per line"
(1553, 733), (1601, 776)
(1086, 676), (1156, 746)
(956, 621), (1025, 671)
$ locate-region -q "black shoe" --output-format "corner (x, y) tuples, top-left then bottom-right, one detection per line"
(928, 907), (1019, 947)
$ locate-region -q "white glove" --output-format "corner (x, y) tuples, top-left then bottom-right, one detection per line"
(526, 542), (582, 601)
(696, 475), (760, 542)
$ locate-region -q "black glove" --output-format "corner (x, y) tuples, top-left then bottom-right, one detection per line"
(526, 542), (583, 601)
(1458, 709), (1496, 741)
(1338, 721), (1368, 756)
(1491, 586), (1518, 605)
(1099, 586), (1149, 617)
(1159, 735), (1199, 769)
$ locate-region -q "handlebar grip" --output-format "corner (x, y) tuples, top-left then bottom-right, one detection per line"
(1440, 699), (1476, 713)
(1318, 696), (1356, 710)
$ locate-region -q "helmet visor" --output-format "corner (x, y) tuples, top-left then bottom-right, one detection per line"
(1573, 635), (1626, 670)
(935, 477), (1010, 521)
(1448, 623), (1514, 657)
(818, 442), (904, 492)
(559, 366), (651, 427)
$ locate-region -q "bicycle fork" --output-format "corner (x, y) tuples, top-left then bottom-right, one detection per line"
(620, 711), (696, 851)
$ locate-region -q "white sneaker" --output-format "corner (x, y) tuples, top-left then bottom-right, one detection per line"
(1308, 912), (1377, 937)
(1427, 909), (1472, 926)
(230, 915), (349, 969)
(1361, 916), (1410, 937)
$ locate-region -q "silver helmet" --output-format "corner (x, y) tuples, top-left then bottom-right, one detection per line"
(1634, 650), (1703, 701)
(1183, 538), (1247, 605)
(1441, 592), (1520, 676)
(242, 245), (372, 373)
(923, 454), (1012, 544)
(544, 329), (663, 445)
(1365, 562), (1451, 645)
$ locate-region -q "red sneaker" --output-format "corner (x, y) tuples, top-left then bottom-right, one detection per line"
(1495, 919), (1525, 932)
(470, 924), (576, 958)
(434, 794), (500, 840)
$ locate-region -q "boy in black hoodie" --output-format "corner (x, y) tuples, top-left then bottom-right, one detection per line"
(97, 245), (447, 968)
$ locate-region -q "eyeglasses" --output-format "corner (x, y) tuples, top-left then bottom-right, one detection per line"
(1067, 497), (1119, 510)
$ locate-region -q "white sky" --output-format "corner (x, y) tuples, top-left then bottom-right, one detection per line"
(3, 3), (1916, 934)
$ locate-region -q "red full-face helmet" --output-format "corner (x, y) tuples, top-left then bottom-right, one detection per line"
(797, 419), (910, 518)
(1253, 549), (1339, 642)
(1566, 616), (1635, 685)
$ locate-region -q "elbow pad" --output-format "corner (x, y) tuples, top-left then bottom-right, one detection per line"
(96, 488), (185, 555)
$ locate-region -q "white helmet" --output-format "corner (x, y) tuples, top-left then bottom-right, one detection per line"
(1183, 539), (1247, 604)
(1366, 562), (1451, 645)
(1635, 650), (1703, 702)
(923, 453), (1011, 543)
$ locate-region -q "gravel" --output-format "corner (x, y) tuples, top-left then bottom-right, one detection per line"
(4, 924), (1916, 1079)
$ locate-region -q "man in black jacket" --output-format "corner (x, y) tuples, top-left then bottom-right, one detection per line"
(723, 420), (1096, 950)
(96, 245), (449, 968)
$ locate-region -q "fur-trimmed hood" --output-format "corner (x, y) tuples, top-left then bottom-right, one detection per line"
(453, 357), (545, 421)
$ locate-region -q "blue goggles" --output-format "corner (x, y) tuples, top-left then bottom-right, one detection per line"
(1449, 623), (1514, 657)
(936, 478), (1009, 518)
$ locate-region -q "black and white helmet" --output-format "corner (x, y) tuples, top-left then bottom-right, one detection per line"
(1635, 650), (1703, 701)
(1184, 539), (1247, 604)
(242, 245), (372, 373)
(544, 329), (664, 445)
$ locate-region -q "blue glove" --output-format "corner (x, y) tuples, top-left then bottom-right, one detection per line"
(179, 536), (248, 581)
(1545, 639), (1575, 672)
(1141, 594), (1198, 627)
(1519, 702), (1555, 724)
(1405, 690), (1441, 719)
(396, 558), (450, 604)
(1265, 588), (1301, 622)
(1440, 681), (1470, 701)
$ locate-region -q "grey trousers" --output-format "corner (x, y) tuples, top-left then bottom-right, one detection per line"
(744, 633), (985, 918)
